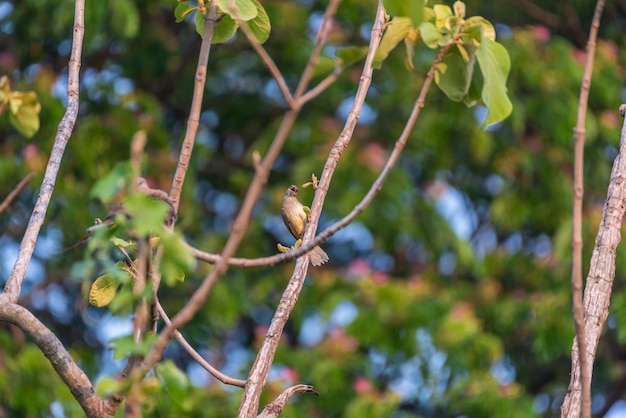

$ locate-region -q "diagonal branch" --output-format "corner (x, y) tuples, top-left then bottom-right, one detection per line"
(0, 302), (119, 417)
(156, 301), (246, 387)
(237, 3), (387, 417)
(0, 171), (35, 215)
(1, 0), (85, 303)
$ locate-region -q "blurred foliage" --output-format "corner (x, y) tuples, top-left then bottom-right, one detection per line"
(2, 0), (626, 417)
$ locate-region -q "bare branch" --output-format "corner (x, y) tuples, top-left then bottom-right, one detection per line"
(156, 301), (247, 387)
(564, 1), (605, 417)
(1, 0), (85, 303)
(257, 384), (319, 418)
(0, 171), (35, 215)
(169, 4), (218, 213)
(0, 303), (119, 418)
(561, 104), (626, 418)
(237, 3), (387, 416)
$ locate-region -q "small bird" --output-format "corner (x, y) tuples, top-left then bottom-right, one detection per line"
(281, 185), (329, 266)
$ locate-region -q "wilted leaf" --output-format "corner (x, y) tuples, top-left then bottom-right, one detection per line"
(89, 274), (120, 307)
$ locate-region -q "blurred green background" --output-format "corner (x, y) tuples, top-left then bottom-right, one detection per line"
(2, 0), (626, 416)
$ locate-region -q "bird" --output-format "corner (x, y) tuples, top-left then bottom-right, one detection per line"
(281, 185), (329, 266)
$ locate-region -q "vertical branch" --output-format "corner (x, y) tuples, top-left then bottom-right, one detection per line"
(1, 0), (85, 303)
(169, 4), (218, 212)
(567, 1), (604, 417)
(237, 3), (387, 417)
(561, 105), (625, 418)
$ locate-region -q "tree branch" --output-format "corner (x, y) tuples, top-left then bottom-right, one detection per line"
(564, 1), (605, 417)
(0, 303), (119, 418)
(1, 0), (85, 303)
(237, 3), (387, 416)
(257, 384), (319, 418)
(156, 301), (246, 387)
(169, 4), (218, 213)
(561, 104), (626, 418)
(0, 171), (35, 215)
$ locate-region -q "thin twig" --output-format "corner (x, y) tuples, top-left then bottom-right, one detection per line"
(237, 3), (387, 417)
(156, 301), (246, 387)
(257, 384), (319, 418)
(566, 1), (605, 417)
(299, 69), (341, 105)
(1, 0), (85, 304)
(169, 4), (218, 213)
(0, 171), (35, 215)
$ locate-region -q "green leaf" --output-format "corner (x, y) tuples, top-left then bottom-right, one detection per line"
(96, 377), (125, 397)
(124, 194), (169, 236)
(89, 274), (120, 307)
(110, 334), (157, 359)
(435, 44), (476, 102)
(159, 231), (195, 286)
(211, 13), (238, 43)
(195, 9), (205, 37)
(374, 17), (413, 68)
(109, 0), (140, 38)
(90, 164), (132, 202)
(174, 3), (195, 23)
(464, 16), (496, 42)
(216, 0), (257, 21)
(382, 0), (423, 27)
(418, 21), (441, 49)
(312, 55), (336, 78)
(156, 360), (190, 402)
(247, 0), (271, 44)
(476, 38), (512, 125)
(336, 46), (369, 67)
(8, 103), (40, 138)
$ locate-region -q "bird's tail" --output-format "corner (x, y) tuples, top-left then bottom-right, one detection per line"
(308, 245), (329, 266)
